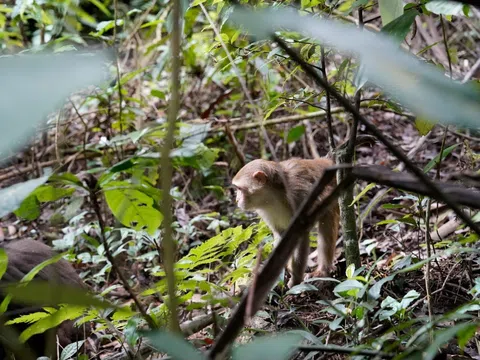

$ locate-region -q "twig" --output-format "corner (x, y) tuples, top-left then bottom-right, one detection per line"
(303, 120), (320, 159)
(224, 124), (246, 167)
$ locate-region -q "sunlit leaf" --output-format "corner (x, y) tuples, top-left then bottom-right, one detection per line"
(415, 117), (435, 135)
(104, 181), (163, 234)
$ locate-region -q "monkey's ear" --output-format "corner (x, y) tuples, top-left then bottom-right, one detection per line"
(252, 171), (267, 184)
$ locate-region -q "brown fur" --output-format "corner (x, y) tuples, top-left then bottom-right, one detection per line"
(0, 239), (90, 359)
(233, 158), (340, 287)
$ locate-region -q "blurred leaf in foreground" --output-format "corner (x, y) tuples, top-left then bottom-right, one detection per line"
(0, 51), (112, 159)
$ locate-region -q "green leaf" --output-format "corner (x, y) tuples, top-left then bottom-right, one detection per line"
(286, 283), (317, 295)
(351, 182), (375, 205)
(33, 185), (75, 202)
(423, 144), (458, 173)
(0, 51), (111, 158)
(286, 125), (305, 143)
(104, 181), (163, 234)
(379, 0), (403, 25)
(415, 117), (435, 135)
(0, 176), (48, 219)
(346, 263), (355, 278)
(14, 194), (41, 220)
(142, 330), (205, 360)
(61, 340), (86, 360)
(228, 6), (480, 129)
(369, 274), (395, 299)
(334, 279), (364, 295)
(232, 333), (303, 360)
(381, 9), (419, 44)
(18, 305), (85, 343)
(0, 249), (7, 280)
(426, 1), (465, 16)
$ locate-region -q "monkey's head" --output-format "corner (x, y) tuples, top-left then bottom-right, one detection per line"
(232, 159), (280, 211)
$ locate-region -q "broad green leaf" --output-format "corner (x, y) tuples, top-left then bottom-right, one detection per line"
(18, 305), (85, 343)
(415, 117), (435, 135)
(0, 51), (111, 157)
(232, 333), (303, 360)
(423, 144), (458, 173)
(104, 181), (163, 234)
(14, 194), (41, 220)
(381, 9), (420, 44)
(0, 176), (48, 219)
(334, 279), (364, 295)
(369, 274), (395, 300)
(426, 1), (465, 16)
(33, 185), (75, 202)
(287, 125), (305, 143)
(142, 330), (205, 360)
(228, 7), (480, 129)
(379, 0), (403, 25)
(400, 289), (420, 309)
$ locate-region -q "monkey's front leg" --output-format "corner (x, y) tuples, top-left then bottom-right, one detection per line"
(287, 234), (310, 288)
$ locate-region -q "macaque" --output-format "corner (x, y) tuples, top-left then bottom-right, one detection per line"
(0, 239), (90, 359)
(232, 158), (340, 288)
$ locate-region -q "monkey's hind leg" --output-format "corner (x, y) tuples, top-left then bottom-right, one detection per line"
(287, 234), (310, 288)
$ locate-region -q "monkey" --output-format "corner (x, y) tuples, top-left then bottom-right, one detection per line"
(232, 157), (340, 288)
(0, 239), (90, 360)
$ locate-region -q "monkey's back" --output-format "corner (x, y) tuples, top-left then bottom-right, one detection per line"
(280, 158), (336, 209)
